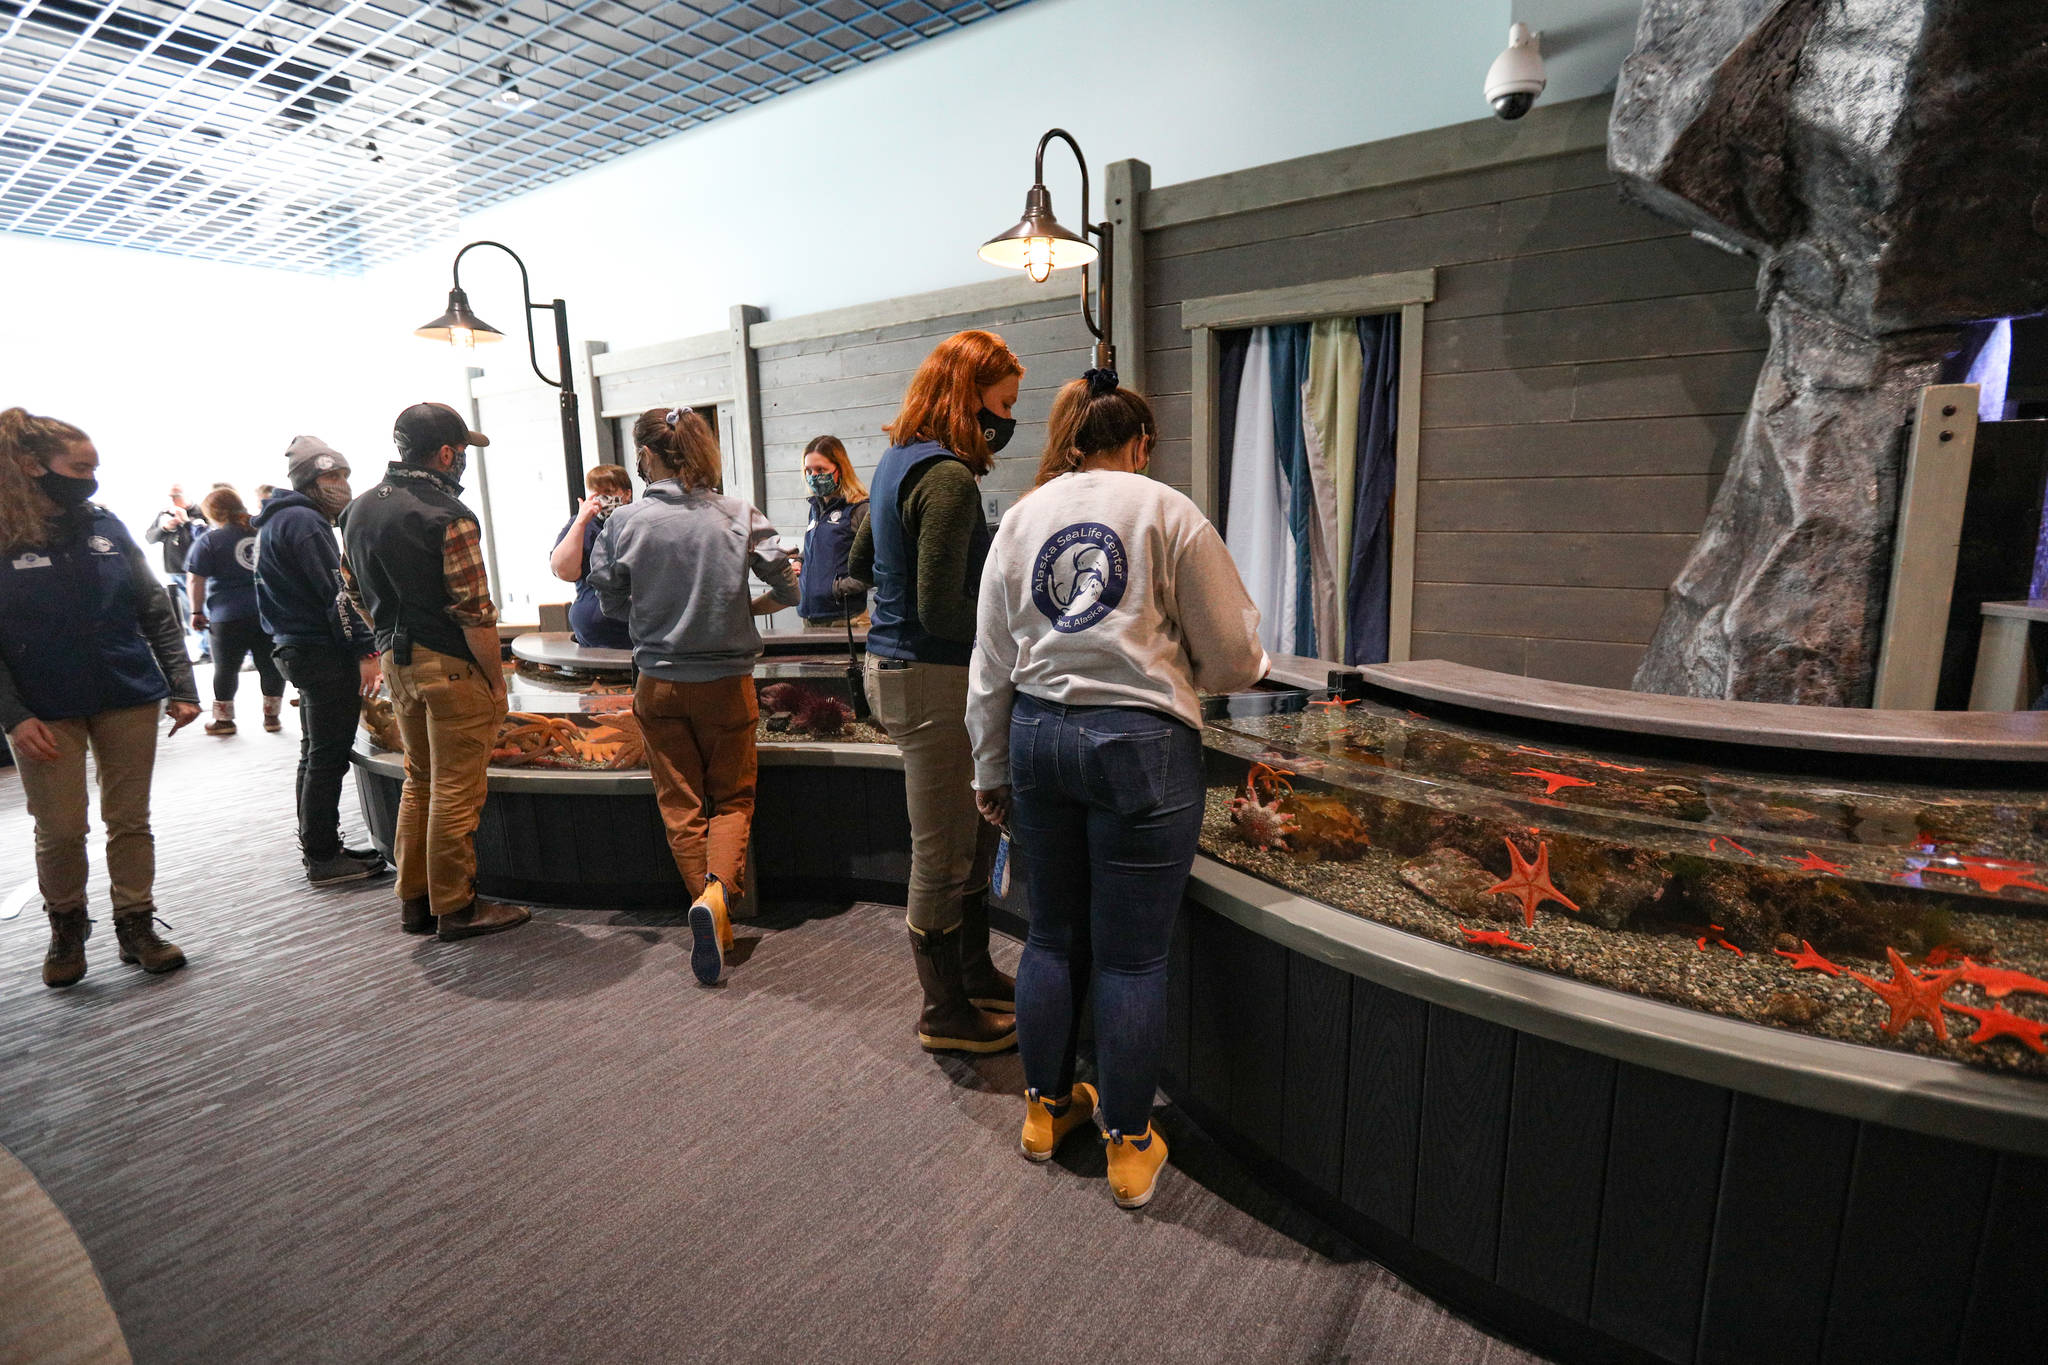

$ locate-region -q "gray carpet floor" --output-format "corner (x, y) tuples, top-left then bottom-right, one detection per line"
(0, 723), (1542, 1364)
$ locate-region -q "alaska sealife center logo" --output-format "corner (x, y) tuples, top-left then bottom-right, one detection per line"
(1031, 522), (1128, 633)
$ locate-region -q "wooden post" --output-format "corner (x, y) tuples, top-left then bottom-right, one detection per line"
(727, 303), (767, 510)
(1189, 326), (1218, 515)
(1388, 301), (1426, 664)
(1106, 157), (1151, 396)
(1871, 383), (1980, 709)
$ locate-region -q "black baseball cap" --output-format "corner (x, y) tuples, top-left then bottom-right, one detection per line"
(393, 401), (490, 460)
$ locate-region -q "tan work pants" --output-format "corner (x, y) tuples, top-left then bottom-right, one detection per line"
(385, 647), (503, 916)
(635, 674), (758, 899)
(864, 657), (995, 932)
(13, 703), (162, 915)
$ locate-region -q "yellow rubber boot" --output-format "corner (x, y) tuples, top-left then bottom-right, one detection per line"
(688, 877), (730, 986)
(1105, 1123), (1169, 1209)
(1020, 1082), (1098, 1162)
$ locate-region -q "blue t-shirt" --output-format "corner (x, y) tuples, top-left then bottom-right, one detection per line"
(553, 514), (632, 649)
(186, 524), (261, 624)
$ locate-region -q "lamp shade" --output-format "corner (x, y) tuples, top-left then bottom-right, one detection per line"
(414, 287), (504, 348)
(978, 183), (1096, 282)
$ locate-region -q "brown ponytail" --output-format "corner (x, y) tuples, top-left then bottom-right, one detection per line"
(0, 407), (88, 552)
(633, 407), (723, 492)
(200, 486), (252, 530)
(1031, 373), (1156, 489)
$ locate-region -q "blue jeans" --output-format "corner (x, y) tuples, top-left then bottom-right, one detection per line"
(1009, 693), (1204, 1136)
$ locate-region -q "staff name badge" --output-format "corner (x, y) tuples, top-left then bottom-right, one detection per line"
(10, 552), (52, 569)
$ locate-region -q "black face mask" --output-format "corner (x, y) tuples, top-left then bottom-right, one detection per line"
(37, 470), (98, 506)
(978, 409), (1016, 455)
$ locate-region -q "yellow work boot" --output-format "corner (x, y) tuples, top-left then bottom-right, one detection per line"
(1020, 1083), (1098, 1162)
(1104, 1123), (1169, 1209)
(689, 877), (730, 986)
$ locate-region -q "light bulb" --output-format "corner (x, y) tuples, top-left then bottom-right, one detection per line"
(449, 325), (475, 350)
(1025, 236), (1054, 282)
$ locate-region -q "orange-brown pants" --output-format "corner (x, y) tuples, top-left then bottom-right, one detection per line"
(635, 674), (758, 898)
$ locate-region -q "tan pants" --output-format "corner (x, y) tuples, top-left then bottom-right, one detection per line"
(386, 647), (503, 916)
(635, 674), (758, 899)
(802, 611), (871, 631)
(14, 703), (162, 915)
(864, 656), (995, 932)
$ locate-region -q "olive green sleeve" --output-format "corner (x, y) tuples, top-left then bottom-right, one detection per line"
(846, 507), (875, 587)
(903, 460), (984, 645)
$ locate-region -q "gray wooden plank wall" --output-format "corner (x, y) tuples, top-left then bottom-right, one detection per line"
(753, 293), (1095, 540)
(1141, 146), (1767, 689)
(598, 348), (731, 422)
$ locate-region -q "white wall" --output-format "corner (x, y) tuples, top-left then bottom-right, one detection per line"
(4, 0), (1640, 543)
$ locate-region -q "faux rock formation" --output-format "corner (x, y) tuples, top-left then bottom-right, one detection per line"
(1611, 0), (2048, 703)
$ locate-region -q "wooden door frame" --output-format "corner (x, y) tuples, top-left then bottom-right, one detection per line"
(1183, 267), (1434, 663)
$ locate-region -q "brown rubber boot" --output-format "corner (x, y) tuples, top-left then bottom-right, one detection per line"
(113, 908), (187, 974)
(400, 895), (435, 935)
(958, 890), (1016, 1012)
(909, 923), (1016, 1054)
(437, 898), (532, 941)
(43, 908), (90, 988)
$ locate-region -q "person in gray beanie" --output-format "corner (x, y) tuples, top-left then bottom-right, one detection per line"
(254, 436), (388, 886)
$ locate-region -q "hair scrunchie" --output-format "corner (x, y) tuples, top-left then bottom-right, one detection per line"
(1082, 367), (1119, 397)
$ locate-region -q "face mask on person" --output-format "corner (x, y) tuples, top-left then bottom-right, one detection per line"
(315, 479), (352, 516)
(806, 471), (837, 498)
(444, 448), (468, 488)
(978, 409), (1016, 454)
(37, 470), (98, 505)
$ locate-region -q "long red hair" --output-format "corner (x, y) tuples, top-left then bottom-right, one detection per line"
(882, 330), (1023, 476)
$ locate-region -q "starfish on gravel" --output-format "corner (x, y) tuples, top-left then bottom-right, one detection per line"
(1483, 837), (1579, 928)
(1920, 857), (2048, 896)
(1772, 940), (1842, 976)
(1943, 1002), (2048, 1053)
(1459, 925), (1535, 952)
(1848, 948), (1961, 1041)
(1709, 836), (1756, 857)
(1512, 769), (1595, 797)
(1783, 850), (1847, 875)
(1956, 960), (2048, 1000)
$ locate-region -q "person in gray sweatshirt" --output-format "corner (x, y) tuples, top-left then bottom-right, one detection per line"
(587, 407), (798, 987)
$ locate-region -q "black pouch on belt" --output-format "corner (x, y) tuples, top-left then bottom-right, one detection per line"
(391, 627), (412, 666)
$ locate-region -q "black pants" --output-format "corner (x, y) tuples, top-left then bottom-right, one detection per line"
(275, 644), (361, 863)
(209, 616), (282, 702)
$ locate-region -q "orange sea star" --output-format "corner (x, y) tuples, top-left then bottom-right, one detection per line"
(1783, 850), (1847, 875)
(1957, 960), (2048, 1000)
(1773, 940), (1842, 976)
(1483, 838), (1579, 928)
(1512, 769), (1595, 797)
(1848, 948), (1960, 1041)
(1943, 1002), (2048, 1053)
(1921, 857), (2048, 896)
(1459, 925), (1535, 952)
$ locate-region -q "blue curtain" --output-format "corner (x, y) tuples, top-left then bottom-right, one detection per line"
(1267, 322), (1316, 658)
(1346, 313), (1400, 665)
(1214, 329), (1252, 540)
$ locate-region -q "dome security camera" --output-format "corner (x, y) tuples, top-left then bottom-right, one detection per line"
(1485, 22), (1545, 120)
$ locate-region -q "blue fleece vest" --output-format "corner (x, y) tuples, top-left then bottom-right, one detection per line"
(0, 509), (170, 721)
(866, 441), (988, 666)
(798, 494), (867, 621)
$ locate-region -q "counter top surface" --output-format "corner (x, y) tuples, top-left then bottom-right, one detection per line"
(1356, 659), (2048, 761)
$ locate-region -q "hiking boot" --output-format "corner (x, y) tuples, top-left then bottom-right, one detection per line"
(437, 898), (531, 941)
(43, 908), (90, 988)
(204, 700), (236, 736)
(1105, 1123), (1169, 1209)
(113, 909), (187, 974)
(959, 889), (1015, 1012)
(306, 851), (381, 886)
(909, 923), (1016, 1054)
(687, 877), (731, 986)
(263, 696), (284, 732)
(1021, 1082), (1098, 1162)
(400, 895), (436, 935)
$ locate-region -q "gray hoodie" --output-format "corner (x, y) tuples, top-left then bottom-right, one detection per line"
(585, 480), (798, 681)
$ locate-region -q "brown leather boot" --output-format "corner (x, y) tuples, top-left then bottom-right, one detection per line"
(909, 923), (1016, 1054)
(113, 908), (187, 974)
(43, 908), (90, 988)
(437, 898), (532, 941)
(958, 890), (1015, 1012)
(400, 896), (435, 935)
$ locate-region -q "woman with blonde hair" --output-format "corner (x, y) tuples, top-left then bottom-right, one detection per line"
(0, 407), (200, 987)
(187, 486), (285, 734)
(846, 329), (1022, 1054)
(588, 408), (798, 986)
(796, 434), (872, 629)
(968, 370), (1267, 1208)
(549, 462), (637, 649)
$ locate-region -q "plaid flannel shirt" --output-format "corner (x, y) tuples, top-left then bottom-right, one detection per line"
(441, 518), (498, 629)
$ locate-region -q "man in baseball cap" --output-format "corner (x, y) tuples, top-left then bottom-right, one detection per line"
(255, 436), (387, 887)
(339, 403), (527, 941)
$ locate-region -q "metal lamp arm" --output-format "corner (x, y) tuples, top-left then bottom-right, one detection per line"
(451, 238), (563, 390)
(1033, 129), (1112, 366)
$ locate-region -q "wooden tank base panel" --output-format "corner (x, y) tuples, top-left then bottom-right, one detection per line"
(1201, 686), (2048, 1080)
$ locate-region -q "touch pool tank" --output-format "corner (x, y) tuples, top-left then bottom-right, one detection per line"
(1198, 689), (2048, 1077)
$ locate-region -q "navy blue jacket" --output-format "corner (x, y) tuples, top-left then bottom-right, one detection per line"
(553, 514), (633, 649)
(254, 490), (375, 657)
(0, 505), (198, 730)
(187, 523), (261, 624)
(798, 494), (870, 621)
(866, 442), (989, 666)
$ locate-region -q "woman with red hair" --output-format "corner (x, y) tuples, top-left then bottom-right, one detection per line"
(848, 329), (1022, 1054)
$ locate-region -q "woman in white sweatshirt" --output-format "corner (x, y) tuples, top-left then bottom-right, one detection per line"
(966, 370), (1269, 1209)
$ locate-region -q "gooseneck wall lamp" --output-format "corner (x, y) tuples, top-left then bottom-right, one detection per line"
(979, 127), (1113, 370)
(415, 239), (583, 512)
